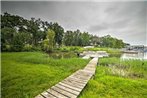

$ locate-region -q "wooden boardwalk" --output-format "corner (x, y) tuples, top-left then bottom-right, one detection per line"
(35, 57), (98, 98)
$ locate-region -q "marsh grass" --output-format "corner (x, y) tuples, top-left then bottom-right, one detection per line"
(2, 52), (89, 98)
(79, 57), (147, 98)
(99, 57), (147, 79)
(58, 46), (122, 57)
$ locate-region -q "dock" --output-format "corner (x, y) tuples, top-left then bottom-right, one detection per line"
(35, 57), (98, 98)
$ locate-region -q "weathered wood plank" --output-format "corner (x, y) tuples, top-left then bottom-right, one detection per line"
(41, 91), (57, 98)
(35, 94), (44, 98)
(55, 84), (79, 95)
(61, 80), (84, 89)
(58, 82), (81, 92)
(71, 74), (90, 81)
(63, 78), (85, 86)
(65, 77), (87, 84)
(68, 76), (88, 82)
(46, 88), (68, 98)
(52, 86), (77, 98)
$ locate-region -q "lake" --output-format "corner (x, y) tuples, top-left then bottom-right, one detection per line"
(121, 52), (147, 60)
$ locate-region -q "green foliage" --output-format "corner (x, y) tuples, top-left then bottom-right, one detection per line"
(23, 44), (33, 51)
(1, 52), (89, 98)
(79, 58), (147, 98)
(58, 46), (84, 52)
(11, 33), (25, 51)
(90, 35), (101, 46)
(1, 27), (16, 51)
(1, 12), (126, 52)
(49, 22), (64, 47)
(64, 30), (90, 46)
(42, 29), (55, 52)
(101, 35), (125, 48)
(99, 57), (147, 79)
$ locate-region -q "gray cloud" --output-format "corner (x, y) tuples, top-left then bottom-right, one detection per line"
(1, 1), (147, 45)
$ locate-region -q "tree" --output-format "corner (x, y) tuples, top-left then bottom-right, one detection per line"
(11, 33), (25, 51)
(100, 35), (125, 48)
(1, 27), (16, 51)
(63, 30), (74, 46)
(63, 30), (91, 46)
(49, 22), (64, 47)
(90, 35), (101, 46)
(81, 32), (90, 46)
(42, 29), (55, 52)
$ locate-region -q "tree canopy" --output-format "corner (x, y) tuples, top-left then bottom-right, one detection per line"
(1, 12), (126, 52)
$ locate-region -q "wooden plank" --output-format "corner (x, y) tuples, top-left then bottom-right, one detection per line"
(69, 74), (89, 80)
(52, 86), (77, 98)
(41, 91), (57, 98)
(63, 78), (85, 86)
(61, 80), (84, 89)
(71, 74), (90, 81)
(46, 88), (68, 98)
(58, 82), (81, 92)
(65, 77), (87, 84)
(72, 72), (90, 78)
(68, 76), (87, 82)
(74, 72), (92, 77)
(35, 94), (44, 98)
(75, 70), (92, 76)
(82, 70), (95, 74)
(55, 84), (79, 95)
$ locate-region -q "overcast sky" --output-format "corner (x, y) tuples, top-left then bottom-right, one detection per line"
(1, 1), (147, 45)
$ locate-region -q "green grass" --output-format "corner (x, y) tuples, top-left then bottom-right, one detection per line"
(79, 57), (147, 98)
(1, 52), (89, 98)
(58, 46), (122, 57)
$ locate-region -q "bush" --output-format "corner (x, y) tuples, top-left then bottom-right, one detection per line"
(23, 44), (33, 51)
(1, 44), (11, 52)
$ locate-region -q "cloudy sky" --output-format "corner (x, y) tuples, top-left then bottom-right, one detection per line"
(1, 1), (147, 45)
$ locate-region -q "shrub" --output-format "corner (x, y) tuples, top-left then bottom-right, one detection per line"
(23, 44), (33, 51)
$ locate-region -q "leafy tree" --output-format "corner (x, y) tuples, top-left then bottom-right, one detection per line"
(90, 35), (101, 46)
(100, 35), (125, 48)
(11, 33), (25, 51)
(1, 27), (16, 51)
(63, 30), (91, 46)
(81, 32), (90, 46)
(1, 12), (126, 52)
(63, 30), (73, 46)
(49, 22), (64, 47)
(42, 29), (55, 52)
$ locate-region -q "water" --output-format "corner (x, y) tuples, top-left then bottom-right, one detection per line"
(121, 52), (147, 60)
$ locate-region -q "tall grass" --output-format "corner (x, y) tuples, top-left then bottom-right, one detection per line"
(58, 46), (122, 57)
(79, 57), (147, 98)
(1, 52), (89, 98)
(99, 57), (147, 79)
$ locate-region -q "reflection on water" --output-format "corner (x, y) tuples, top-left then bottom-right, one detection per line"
(121, 52), (147, 60)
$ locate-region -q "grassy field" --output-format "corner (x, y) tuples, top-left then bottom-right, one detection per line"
(2, 50), (146, 98)
(79, 57), (147, 98)
(1, 52), (89, 98)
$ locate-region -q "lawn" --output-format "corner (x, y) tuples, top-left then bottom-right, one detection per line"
(79, 57), (147, 98)
(1, 52), (89, 98)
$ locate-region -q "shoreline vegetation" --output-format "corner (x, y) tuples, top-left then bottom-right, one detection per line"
(2, 47), (147, 98)
(1, 12), (146, 98)
(79, 57), (147, 98)
(1, 12), (127, 53)
(2, 52), (90, 98)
